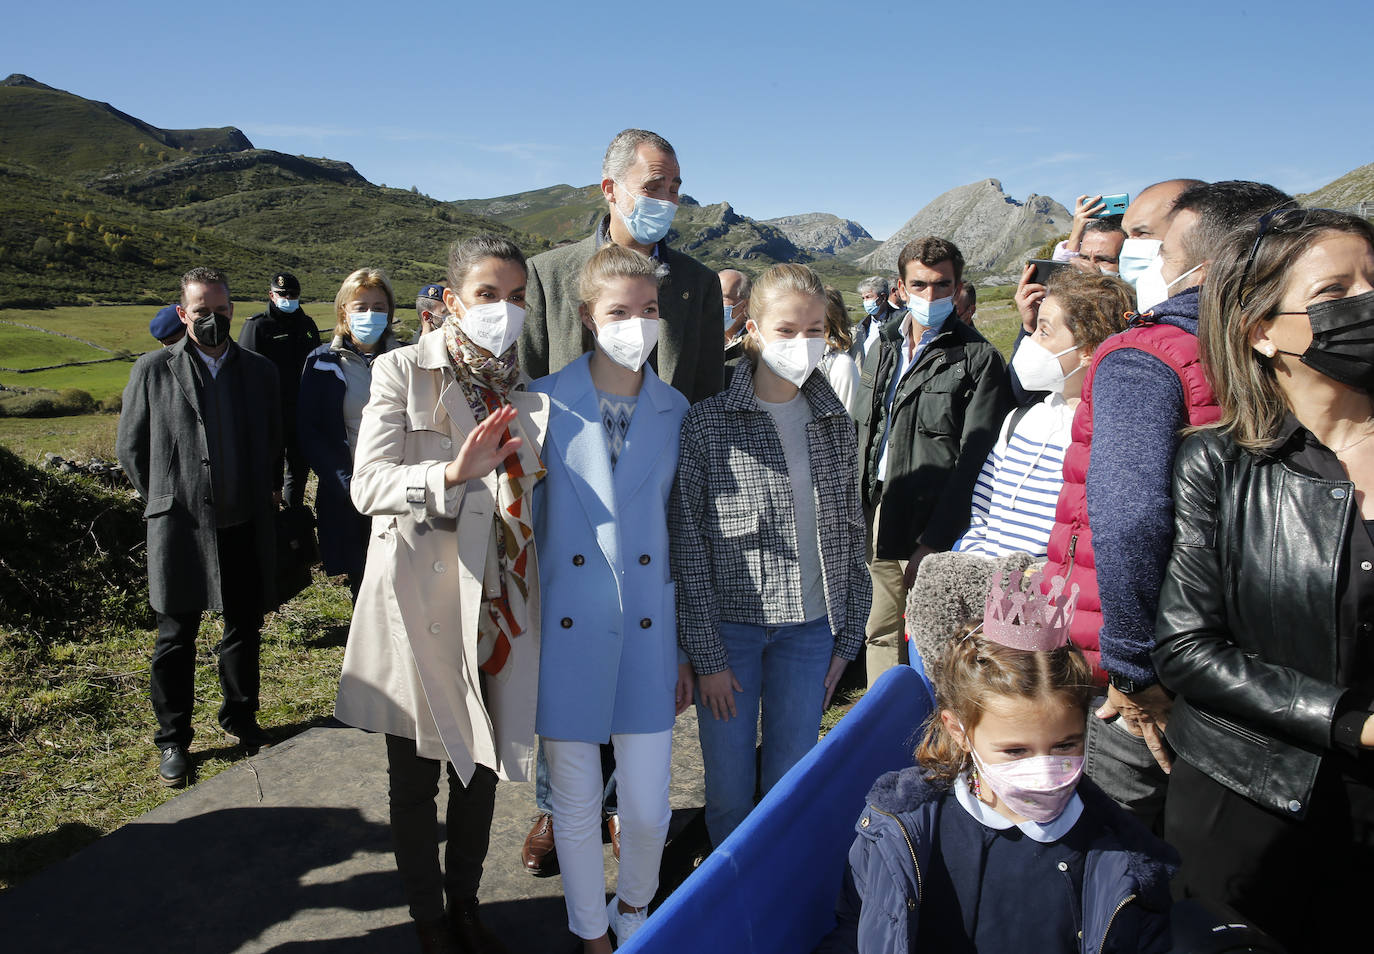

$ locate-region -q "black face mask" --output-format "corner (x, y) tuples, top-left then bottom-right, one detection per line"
(192, 311), (231, 349)
(1290, 291), (1374, 391)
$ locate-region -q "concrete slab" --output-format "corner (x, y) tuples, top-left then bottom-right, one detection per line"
(0, 712), (709, 953)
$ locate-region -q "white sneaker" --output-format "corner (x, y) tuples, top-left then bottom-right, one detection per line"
(606, 896), (648, 945)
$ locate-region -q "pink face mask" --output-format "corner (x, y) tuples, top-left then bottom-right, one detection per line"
(970, 749), (1084, 823)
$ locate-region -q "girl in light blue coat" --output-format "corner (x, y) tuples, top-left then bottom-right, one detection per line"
(532, 244), (693, 953)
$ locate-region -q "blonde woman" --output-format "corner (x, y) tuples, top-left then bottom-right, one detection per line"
(298, 268), (404, 599)
(670, 263), (871, 846)
(818, 286), (860, 417)
(533, 244), (692, 951)
(335, 235), (548, 954)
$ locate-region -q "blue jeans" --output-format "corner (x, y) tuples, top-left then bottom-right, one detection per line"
(696, 617), (833, 846)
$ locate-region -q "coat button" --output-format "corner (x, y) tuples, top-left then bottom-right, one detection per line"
(860, 816), (870, 828)
(561, 617), (573, 628)
(201, 457), (210, 466)
(640, 618), (652, 629)
(572, 554), (585, 566)
(429, 622), (441, 634)
(1288, 799), (1302, 813)
(441, 437), (453, 450)
(639, 554), (651, 565)
(433, 561), (446, 573)
(1057, 861), (1069, 872)
(1362, 561), (1371, 571)
(1332, 487), (1348, 500)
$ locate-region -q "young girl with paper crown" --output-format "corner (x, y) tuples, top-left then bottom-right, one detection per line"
(818, 570), (1178, 954)
(531, 243), (692, 953)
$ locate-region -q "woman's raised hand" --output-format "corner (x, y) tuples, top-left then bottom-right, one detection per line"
(444, 404), (523, 487)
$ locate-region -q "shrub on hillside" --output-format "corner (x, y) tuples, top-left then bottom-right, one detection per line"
(0, 446), (151, 641)
(0, 389), (99, 418)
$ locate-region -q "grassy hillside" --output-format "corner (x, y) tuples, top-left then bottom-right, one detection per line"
(451, 183), (605, 244)
(0, 77), (544, 308)
(1299, 162), (1374, 210)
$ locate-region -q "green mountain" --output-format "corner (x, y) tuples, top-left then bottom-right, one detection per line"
(0, 75), (537, 307)
(1299, 162), (1374, 211)
(0, 74), (248, 178)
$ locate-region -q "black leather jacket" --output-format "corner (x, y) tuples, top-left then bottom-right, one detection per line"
(1153, 428), (1358, 819)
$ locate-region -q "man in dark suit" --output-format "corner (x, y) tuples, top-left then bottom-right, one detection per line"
(116, 266), (281, 787)
(518, 127), (724, 405)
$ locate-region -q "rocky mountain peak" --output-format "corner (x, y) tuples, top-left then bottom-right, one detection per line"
(857, 180), (1071, 277)
(763, 213), (873, 255)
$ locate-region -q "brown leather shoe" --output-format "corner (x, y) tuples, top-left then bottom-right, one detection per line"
(605, 813), (621, 862)
(521, 813), (558, 876)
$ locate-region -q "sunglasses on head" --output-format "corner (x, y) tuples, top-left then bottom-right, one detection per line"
(1238, 207), (1342, 306)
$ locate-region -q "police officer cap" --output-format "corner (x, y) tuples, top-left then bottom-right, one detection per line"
(149, 304), (182, 342)
(271, 272), (301, 296)
(418, 283), (446, 302)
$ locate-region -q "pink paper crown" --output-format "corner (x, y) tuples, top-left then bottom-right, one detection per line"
(981, 568), (1079, 652)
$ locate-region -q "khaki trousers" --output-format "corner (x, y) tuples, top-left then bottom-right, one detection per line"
(863, 499), (908, 684)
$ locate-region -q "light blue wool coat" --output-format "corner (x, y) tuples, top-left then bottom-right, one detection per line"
(531, 353), (688, 743)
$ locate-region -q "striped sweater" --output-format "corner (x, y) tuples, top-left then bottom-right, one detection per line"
(952, 393), (1075, 558)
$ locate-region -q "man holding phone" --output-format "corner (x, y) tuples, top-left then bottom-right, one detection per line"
(1052, 194), (1127, 275)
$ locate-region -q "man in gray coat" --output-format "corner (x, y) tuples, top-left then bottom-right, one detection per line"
(518, 127), (725, 404)
(117, 266), (281, 787)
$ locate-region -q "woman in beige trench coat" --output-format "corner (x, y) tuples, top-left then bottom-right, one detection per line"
(335, 235), (549, 954)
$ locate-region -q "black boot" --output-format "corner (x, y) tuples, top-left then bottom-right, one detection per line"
(447, 899), (509, 954)
(414, 916), (461, 954)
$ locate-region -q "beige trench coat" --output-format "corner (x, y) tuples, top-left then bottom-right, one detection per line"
(334, 332), (548, 785)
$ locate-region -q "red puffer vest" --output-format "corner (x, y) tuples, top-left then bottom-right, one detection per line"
(1043, 319), (1220, 681)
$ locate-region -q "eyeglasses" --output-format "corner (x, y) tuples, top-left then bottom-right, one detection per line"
(1238, 207), (1341, 306)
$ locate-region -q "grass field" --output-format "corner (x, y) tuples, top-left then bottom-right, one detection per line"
(0, 302), (293, 404)
(0, 323), (108, 368)
(0, 413), (119, 462)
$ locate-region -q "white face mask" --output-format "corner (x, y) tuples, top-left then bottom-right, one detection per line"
(1011, 339), (1081, 394)
(596, 316), (659, 372)
(1117, 238), (1161, 288)
(1135, 257), (1203, 314)
(757, 335), (827, 388)
(458, 299), (525, 356)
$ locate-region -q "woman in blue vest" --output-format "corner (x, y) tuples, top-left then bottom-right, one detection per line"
(297, 267), (403, 599)
(532, 244), (692, 952)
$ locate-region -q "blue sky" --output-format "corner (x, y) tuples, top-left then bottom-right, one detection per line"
(4, 0), (1371, 239)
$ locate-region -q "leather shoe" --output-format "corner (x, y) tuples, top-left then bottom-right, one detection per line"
(605, 813), (621, 862)
(521, 813), (558, 876)
(158, 745), (189, 787)
(447, 899), (509, 954)
(414, 917), (461, 954)
(225, 721), (274, 752)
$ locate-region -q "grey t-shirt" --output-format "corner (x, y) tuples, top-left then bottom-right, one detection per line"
(757, 392), (827, 622)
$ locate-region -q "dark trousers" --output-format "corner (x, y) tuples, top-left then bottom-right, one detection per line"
(1083, 701), (1170, 833)
(1167, 754), (1374, 951)
(150, 521), (263, 748)
(281, 440), (308, 510)
(385, 734), (499, 923)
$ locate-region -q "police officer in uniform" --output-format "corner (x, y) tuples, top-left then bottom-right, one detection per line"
(238, 271), (321, 507)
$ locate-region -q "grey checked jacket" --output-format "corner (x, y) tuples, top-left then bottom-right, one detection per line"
(669, 361), (872, 675)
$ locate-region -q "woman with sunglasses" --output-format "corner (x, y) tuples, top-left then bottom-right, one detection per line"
(1154, 208), (1374, 949)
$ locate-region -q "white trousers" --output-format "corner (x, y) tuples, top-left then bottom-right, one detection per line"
(544, 730), (674, 940)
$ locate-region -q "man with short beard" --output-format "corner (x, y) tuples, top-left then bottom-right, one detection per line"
(117, 267), (281, 787)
